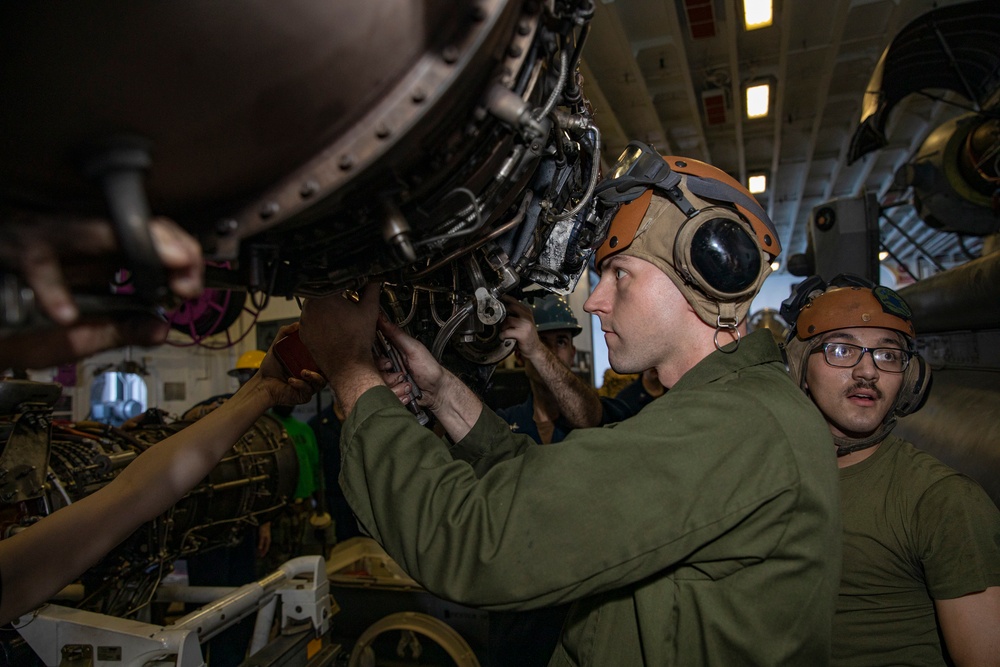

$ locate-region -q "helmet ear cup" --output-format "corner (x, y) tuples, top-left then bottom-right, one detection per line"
(673, 207), (765, 300)
(895, 353), (931, 418)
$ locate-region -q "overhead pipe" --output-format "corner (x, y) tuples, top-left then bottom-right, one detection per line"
(897, 251), (1000, 332)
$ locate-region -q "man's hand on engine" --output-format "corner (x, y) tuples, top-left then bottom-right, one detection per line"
(377, 305), (484, 441)
(376, 314), (447, 411)
(299, 285), (384, 415)
(500, 296), (543, 360)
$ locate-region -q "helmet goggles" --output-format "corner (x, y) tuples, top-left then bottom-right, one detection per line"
(596, 142), (685, 204)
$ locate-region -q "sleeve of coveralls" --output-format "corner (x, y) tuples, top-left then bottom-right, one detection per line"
(447, 404), (535, 474)
(339, 384), (802, 610)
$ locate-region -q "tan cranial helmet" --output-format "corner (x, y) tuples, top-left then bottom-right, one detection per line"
(781, 274), (931, 455)
(594, 143), (779, 330)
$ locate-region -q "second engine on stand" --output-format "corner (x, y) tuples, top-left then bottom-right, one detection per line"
(0, 379), (299, 620)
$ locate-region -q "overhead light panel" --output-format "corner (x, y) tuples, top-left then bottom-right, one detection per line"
(878, 250), (890, 261)
(746, 83), (770, 118)
(748, 174), (767, 193)
(743, 0), (773, 30)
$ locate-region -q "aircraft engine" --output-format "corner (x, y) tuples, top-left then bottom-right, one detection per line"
(0, 1), (607, 377)
(0, 379), (298, 618)
(896, 113), (1000, 236)
(848, 0), (1000, 236)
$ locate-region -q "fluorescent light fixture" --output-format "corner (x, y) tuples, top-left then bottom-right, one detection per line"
(878, 250), (890, 261)
(746, 83), (770, 118)
(748, 174), (767, 193)
(770, 260), (780, 272)
(744, 0), (773, 30)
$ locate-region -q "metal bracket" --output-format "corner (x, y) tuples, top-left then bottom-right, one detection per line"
(16, 556), (334, 667)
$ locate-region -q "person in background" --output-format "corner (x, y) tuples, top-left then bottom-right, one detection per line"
(266, 403), (328, 569)
(0, 325), (323, 626)
(782, 275), (1000, 667)
(612, 367), (666, 414)
(298, 143), (841, 666)
(308, 396), (364, 546)
(496, 294), (629, 444)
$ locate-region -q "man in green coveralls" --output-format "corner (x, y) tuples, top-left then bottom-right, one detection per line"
(782, 276), (1000, 667)
(299, 143), (841, 666)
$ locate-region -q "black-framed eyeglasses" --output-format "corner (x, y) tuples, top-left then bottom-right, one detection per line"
(814, 342), (912, 373)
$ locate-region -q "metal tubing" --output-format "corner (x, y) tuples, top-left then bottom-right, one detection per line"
(898, 251), (1000, 332)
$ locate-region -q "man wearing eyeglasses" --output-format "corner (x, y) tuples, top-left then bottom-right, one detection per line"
(782, 276), (1000, 667)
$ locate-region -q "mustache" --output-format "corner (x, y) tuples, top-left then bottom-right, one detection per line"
(846, 379), (883, 400)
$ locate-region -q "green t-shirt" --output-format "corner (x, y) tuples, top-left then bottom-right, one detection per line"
(273, 412), (320, 500)
(834, 436), (1000, 666)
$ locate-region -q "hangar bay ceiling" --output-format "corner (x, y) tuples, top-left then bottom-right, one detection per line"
(579, 0), (998, 280)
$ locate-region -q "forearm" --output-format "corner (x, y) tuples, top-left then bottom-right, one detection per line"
(329, 366), (384, 417)
(427, 370), (484, 442)
(113, 377), (276, 510)
(525, 348), (602, 428)
(340, 388), (795, 610)
(0, 376), (278, 624)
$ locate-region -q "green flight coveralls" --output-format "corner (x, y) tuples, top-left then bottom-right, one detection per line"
(340, 330), (841, 665)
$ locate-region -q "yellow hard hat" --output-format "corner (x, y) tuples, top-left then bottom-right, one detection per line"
(229, 350), (266, 376)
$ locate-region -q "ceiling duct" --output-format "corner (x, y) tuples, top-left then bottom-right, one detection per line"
(684, 0), (717, 39)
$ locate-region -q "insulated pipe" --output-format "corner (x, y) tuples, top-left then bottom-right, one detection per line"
(897, 251), (1000, 332)
(893, 252), (1000, 511)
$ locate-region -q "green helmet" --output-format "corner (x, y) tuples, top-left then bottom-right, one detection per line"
(529, 294), (581, 336)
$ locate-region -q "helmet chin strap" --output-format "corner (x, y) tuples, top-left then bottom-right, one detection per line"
(833, 418), (897, 457)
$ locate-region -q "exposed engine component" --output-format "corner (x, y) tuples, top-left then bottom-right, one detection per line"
(0, 1), (607, 374)
(0, 380), (298, 618)
(848, 0), (1000, 236)
(896, 114), (1000, 236)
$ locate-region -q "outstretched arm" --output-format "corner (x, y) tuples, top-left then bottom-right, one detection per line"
(936, 587), (1000, 666)
(501, 297), (601, 428)
(0, 325), (324, 625)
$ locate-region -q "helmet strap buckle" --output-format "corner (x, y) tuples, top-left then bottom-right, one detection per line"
(714, 309), (741, 353)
